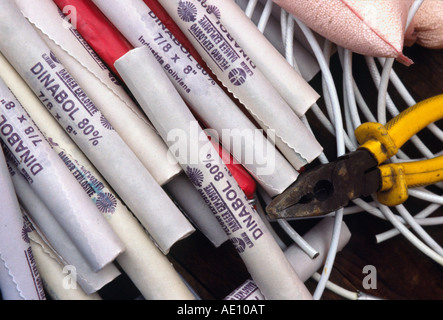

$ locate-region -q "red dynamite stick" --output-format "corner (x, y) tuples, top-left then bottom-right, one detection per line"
(54, 0), (257, 198)
(207, 136), (256, 200)
(223, 157), (257, 201)
(53, 0), (133, 76)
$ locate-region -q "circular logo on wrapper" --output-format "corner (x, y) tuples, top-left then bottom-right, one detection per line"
(231, 237), (246, 253)
(228, 68), (247, 86)
(21, 216), (35, 244)
(100, 114), (114, 130)
(96, 192), (117, 214)
(21, 225), (31, 244)
(187, 166), (204, 187)
(178, 1), (197, 22)
(206, 5), (221, 19)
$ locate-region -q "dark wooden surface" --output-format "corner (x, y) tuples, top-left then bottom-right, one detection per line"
(99, 45), (443, 301)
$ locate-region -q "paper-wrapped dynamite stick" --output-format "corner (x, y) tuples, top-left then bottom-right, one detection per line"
(54, 0), (133, 77)
(7, 159), (120, 294)
(27, 229), (102, 300)
(0, 0), (195, 254)
(204, 0), (320, 116)
(92, 0), (300, 195)
(0, 53), (195, 300)
(225, 217), (352, 300)
(16, 0), (182, 187)
(156, 0), (323, 170)
(0, 148), (46, 300)
(115, 46), (312, 300)
(19, 0), (226, 248)
(0, 77), (124, 272)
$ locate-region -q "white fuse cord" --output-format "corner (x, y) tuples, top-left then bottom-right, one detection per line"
(245, 2), (346, 298)
(291, 17), (346, 300)
(241, 0), (442, 299)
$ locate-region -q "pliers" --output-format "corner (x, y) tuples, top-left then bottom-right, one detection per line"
(267, 95), (443, 219)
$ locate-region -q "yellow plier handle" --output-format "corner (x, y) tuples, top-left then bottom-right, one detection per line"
(355, 94), (443, 206)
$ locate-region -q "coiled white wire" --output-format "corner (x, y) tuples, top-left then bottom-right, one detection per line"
(241, 0), (443, 299)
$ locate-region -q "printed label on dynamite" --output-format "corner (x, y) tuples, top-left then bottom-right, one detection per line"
(0, 98), (45, 185)
(186, 153), (263, 254)
(21, 216), (46, 300)
(57, 150), (117, 215)
(225, 279), (263, 300)
(177, 1), (256, 86)
(138, 10), (216, 95)
(28, 52), (110, 148)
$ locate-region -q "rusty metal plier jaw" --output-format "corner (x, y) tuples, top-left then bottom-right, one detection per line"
(266, 149), (381, 219)
(266, 94), (443, 220)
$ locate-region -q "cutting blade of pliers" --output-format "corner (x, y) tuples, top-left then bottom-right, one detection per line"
(267, 94), (443, 220)
(266, 149), (381, 219)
